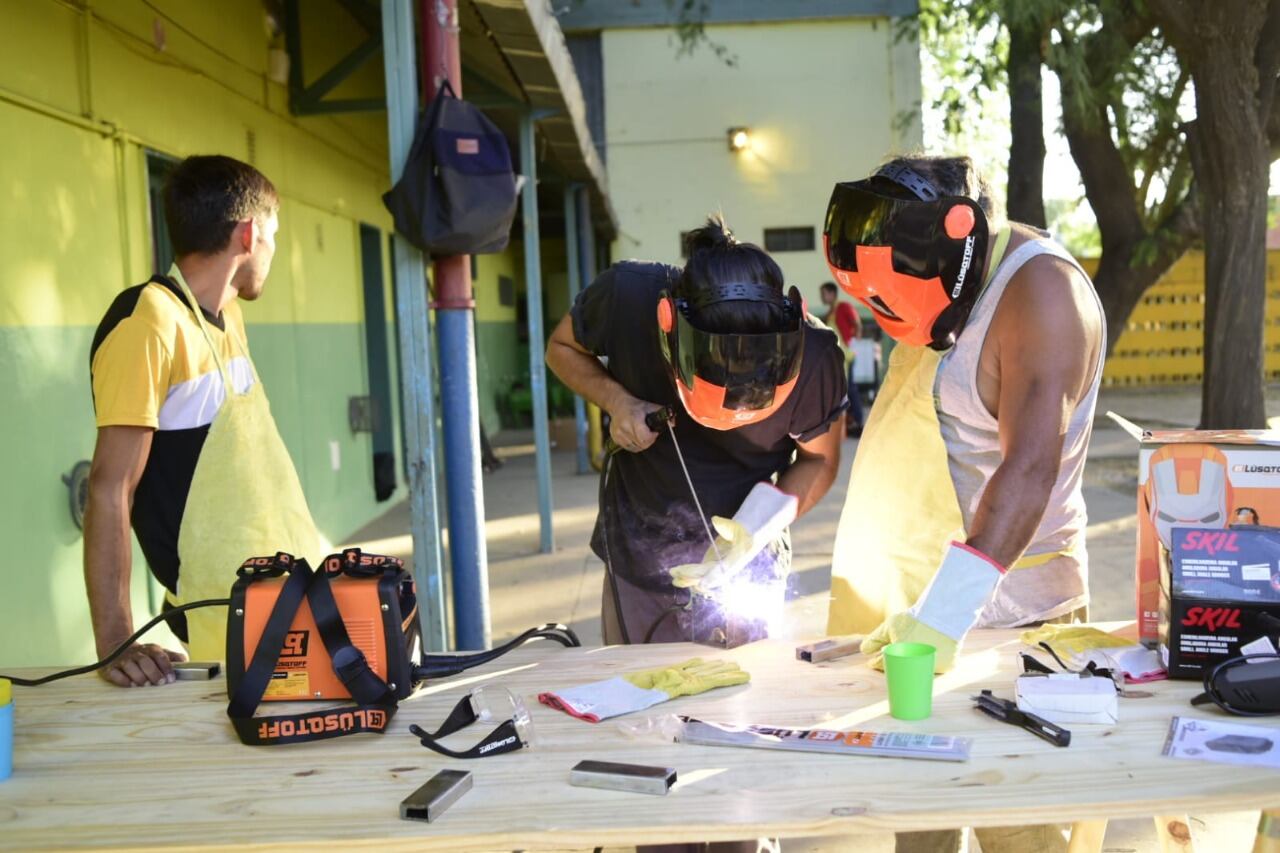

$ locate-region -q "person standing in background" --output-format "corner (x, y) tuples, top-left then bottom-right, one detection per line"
(819, 281), (865, 436)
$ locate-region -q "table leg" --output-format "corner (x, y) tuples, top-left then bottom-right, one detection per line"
(1154, 815), (1195, 852)
(1254, 809), (1280, 853)
(1067, 820), (1107, 853)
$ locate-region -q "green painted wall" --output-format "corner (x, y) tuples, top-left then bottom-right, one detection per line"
(0, 0), (407, 666)
(472, 248), (522, 434)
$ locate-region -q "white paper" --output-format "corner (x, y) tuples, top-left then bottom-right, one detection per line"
(1015, 674), (1118, 726)
(1163, 716), (1280, 769)
(1240, 635), (1278, 663)
(1242, 562), (1273, 582)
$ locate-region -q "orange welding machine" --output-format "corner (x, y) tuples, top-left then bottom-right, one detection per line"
(225, 549), (578, 746)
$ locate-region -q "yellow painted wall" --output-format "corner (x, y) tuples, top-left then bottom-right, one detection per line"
(1081, 250), (1280, 385)
(0, 0), (404, 665)
(600, 18), (922, 306)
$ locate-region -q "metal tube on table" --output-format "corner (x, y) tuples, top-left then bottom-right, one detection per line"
(521, 110), (555, 553)
(380, 0), (447, 651)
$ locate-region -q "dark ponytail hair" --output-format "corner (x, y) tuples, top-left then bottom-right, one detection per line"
(678, 214), (788, 334)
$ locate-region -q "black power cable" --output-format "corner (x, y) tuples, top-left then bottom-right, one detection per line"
(0, 598), (231, 686)
(415, 624), (580, 680)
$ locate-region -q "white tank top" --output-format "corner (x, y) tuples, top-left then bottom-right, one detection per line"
(936, 236), (1105, 561)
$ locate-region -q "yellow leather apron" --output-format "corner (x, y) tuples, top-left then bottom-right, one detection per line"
(827, 229), (1069, 635)
(170, 273), (321, 661)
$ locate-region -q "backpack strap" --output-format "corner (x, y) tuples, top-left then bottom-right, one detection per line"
(226, 556), (399, 746)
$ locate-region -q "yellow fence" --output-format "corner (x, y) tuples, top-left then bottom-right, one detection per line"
(1079, 250), (1280, 386)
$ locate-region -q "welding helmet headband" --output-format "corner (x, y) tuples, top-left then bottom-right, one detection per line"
(822, 163), (990, 350)
(657, 282), (804, 430)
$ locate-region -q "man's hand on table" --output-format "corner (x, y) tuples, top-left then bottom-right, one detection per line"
(100, 642), (187, 687)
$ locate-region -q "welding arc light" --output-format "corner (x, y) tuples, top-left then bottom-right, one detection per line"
(728, 127), (751, 153)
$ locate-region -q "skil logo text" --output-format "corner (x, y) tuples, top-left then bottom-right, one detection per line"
(1180, 606), (1243, 631)
(1179, 530), (1240, 555)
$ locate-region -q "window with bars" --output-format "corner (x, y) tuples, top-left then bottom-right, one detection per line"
(763, 226), (816, 252)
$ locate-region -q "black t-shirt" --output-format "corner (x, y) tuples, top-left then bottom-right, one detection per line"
(572, 260), (848, 590)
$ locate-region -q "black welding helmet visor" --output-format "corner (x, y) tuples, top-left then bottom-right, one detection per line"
(657, 284), (805, 430)
(823, 168), (990, 350)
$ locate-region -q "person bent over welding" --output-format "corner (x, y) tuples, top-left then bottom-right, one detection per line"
(824, 157), (1104, 853)
(546, 216), (847, 647)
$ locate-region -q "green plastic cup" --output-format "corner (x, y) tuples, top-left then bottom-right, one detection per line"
(883, 641), (936, 721)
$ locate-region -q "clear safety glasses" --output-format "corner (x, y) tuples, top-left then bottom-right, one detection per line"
(409, 686), (536, 759)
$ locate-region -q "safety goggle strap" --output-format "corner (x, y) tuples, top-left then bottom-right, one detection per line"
(409, 718), (525, 759)
(419, 693), (481, 740)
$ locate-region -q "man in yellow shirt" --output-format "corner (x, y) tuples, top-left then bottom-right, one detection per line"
(86, 155), (319, 686)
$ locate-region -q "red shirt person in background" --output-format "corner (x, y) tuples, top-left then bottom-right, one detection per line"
(819, 282), (864, 433)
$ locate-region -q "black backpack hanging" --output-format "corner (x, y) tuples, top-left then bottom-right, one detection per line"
(383, 79), (518, 257)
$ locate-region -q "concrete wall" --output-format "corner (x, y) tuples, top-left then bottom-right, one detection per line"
(0, 0), (405, 665)
(599, 18), (922, 306)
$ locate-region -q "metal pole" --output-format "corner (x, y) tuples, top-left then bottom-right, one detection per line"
(421, 0), (490, 650)
(521, 111), (555, 553)
(573, 184), (596, 466)
(562, 184), (590, 476)
(380, 0), (446, 651)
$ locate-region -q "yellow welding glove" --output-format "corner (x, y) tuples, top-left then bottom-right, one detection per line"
(667, 483), (798, 595)
(538, 657), (750, 722)
(623, 657), (751, 698)
(669, 517), (752, 592)
(862, 612), (959, 673)
(1020, 624), (1131, 660)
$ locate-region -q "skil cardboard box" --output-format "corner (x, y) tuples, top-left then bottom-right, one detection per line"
(1110, 413), (1280, 645)
(1162, 525), (1280, 679)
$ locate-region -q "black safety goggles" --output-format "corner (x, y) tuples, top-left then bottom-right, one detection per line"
(409, 686), (536, 759)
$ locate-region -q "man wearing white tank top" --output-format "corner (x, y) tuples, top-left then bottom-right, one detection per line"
(821, 157), (1104, 852)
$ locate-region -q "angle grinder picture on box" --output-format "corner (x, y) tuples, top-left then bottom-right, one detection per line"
(1161, 525), (1280, 679)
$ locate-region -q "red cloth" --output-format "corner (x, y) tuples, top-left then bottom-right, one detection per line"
(832, 301), (859, 346)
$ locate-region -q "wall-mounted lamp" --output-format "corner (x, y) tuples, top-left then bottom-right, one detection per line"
(727, 127), (751, 153)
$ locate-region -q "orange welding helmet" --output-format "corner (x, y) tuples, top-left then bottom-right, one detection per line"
(657, 282), (805, 431)
(822, 163), (990, 350)
(1146, 444), (1234, 549)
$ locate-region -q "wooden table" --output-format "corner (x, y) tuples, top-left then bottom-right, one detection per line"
(3, 623), (1279, 851)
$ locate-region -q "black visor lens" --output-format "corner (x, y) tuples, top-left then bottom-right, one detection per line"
(677, 312), (803, 409)
(824, 182), (938, 278)
(824, 183), (897, 271)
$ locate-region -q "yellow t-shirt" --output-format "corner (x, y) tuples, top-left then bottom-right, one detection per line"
(91, 267), (253, 429)
(89, 266), (256, 599)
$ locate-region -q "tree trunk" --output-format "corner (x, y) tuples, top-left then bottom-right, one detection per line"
(1005, 14), (1046, 227)
(1092, 245), (1166, 355)
(1154, 1), (1273, 428)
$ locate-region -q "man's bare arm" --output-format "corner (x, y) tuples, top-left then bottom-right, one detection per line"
(777, 417), (844, 518)
(966, 258), (1102, 567)
(545, 313), (664, 452)
(84, 426), (185, 686)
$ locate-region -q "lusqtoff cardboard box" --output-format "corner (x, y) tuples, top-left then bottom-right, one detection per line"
(1110, 414), (1280, 645)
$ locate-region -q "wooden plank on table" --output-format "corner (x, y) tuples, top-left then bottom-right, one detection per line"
(2, 625), (1279, 851)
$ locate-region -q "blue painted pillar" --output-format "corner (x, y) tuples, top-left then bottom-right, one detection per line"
(573, 185), (596, 468)
(521, 111), (555, 553)
(562, 184), (590, 476)
(380, 0), (446, 650)
(422, 0), (490, 650)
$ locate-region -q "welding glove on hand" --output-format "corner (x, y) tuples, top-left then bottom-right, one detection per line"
(668, 483), (798, 597)
(862, 542), (1005, 674)
(537, 658), (750, 723)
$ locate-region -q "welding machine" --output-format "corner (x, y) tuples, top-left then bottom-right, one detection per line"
(225, 549), (578, 745)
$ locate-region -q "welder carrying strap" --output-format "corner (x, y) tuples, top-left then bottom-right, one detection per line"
(227, 553), (399, 746)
